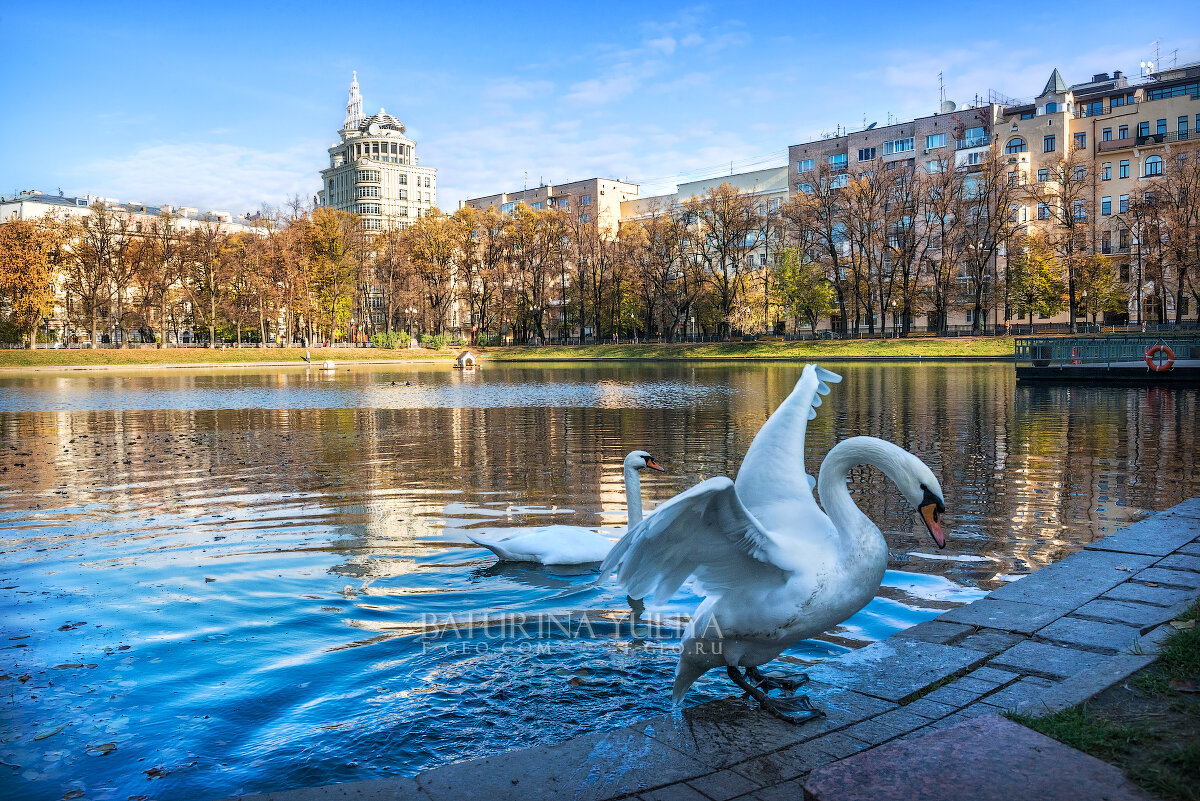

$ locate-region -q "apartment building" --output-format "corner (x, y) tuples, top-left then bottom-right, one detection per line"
(462, 177), (639, 235)
(784, 62), (1199, 328)
(0, 190), (259, 235)
(316, 72), (437, 231)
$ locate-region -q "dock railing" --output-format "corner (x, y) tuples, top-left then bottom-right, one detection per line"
(1015, 334), (1200, 368)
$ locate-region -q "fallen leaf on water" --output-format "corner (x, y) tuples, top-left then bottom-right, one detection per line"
(62, 790), (83, 799)
(567, 676), (586, 687)
(87, 742), (116, 756)
(204, 578), (215, 583)
(1168, 619), (1195, 630)
(18, 675), (31, 684)
(1145, 582), (1160, 587)
(144, 767), (169, 779)
(1169, 679), (1200, 693)
(33, 725), (65, 741)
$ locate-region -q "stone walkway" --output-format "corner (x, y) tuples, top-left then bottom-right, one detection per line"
(228, 497), (1200, 801)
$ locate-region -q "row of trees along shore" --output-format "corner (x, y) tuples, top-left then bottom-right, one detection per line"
(1, 142), (1198, 349)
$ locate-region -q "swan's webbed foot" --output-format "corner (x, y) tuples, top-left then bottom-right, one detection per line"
(726, 667), (825, 725)
(745, 666), (810, 693)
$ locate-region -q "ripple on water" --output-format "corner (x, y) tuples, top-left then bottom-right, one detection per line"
(0, 362), (1195, 801)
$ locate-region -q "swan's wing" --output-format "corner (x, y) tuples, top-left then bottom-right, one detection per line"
(734, 364), (841, 518)
(600, 476), (791, 602)
(468, 526), (613, 564)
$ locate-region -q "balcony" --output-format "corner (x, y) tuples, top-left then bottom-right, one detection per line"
(1136, 130), (1193, 147)
(956, 136), (990, 150)
(1097, 137), (1135, 153)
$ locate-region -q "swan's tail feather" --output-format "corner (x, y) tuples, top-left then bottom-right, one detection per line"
(466, 533), (519, 561)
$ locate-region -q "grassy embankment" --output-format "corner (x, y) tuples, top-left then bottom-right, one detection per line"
(489, 336), (1015, 361)
(0, 336), (1015, 369)
(0, 347), (455, 369)
(1010, 601), (1200, 801)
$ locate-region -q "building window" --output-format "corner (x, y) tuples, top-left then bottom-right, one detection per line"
(1037, 168), (1049, 182)
(1145, 155), (1162, 176)
(1119, 263), (1129, 281)
(531, 202), (543, 211)
(581, 194), (592, 205)
(858, 147), (876, 161)
(1037, 202), (1050, 219)
(500, 202), (515, 214)
(1119, 229), (1131, 249)
(1005, 137), (1027, 153)
(1021, 110), (1035, 120)
(1119, 160), (1129, 179)
(830, 153), (848, 168)
(399, 175), (407, 184)
(1119, 194), (1129, 213)
(926, 134), (946, 149)
(399, 190), (407, 200)
(925, 159), (943, 173)
(1102, 162), (1112, 180)
(1156, 119), (1167, 136)
(1146, 81), (1200, 101)
(1073, 165), (1087, 182)
(967, 151), (984, 165)
(1102, 128), (1112, 141)
(797, 159), (814, 173)
(1118, 125), (1129, 140)
(1073, 132), (1086, 150)
(425, 177), (431, 187)
(883, 137), (914, 154)
(1180, 116), (1190, 134)
(1101, 196), (1111, 215)
(1137, 121), (1150, 138)
(1102, 231), (1111, 253)
(1043, 135), (1056, 152)
(1073, 200), (1086, 221)
(797, 183), (814, 194)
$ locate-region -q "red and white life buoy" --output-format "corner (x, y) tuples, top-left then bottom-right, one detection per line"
(1070, 347), (1082, 365)
(1145, 345), (1175, 372)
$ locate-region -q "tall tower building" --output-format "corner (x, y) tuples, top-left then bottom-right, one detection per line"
(317, 72), (437, 231)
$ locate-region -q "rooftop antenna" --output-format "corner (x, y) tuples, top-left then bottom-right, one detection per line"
(523, 171), (528, 193)
(939, 71), (946, 111)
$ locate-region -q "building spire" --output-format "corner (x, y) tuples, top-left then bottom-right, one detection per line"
(344, 71), (364, 131)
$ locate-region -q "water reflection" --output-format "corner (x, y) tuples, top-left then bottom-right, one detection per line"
(0, 363), (1195, 801)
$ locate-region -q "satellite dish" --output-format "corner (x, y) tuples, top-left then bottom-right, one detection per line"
(940, 100), (957, 113)
(367, 122), (380, 135)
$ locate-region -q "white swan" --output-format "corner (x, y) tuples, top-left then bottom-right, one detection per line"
(468, 451), (665, 565)
(601, 365), (947, 723)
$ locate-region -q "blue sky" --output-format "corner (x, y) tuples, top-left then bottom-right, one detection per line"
(2, 2), (1198, 214)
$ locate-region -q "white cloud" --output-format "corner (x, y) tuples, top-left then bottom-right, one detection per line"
(647, 36), (676, 55)
(76, 140), (325, 214)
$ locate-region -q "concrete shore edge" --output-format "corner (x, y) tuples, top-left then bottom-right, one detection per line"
(221, 496), (1200, 801)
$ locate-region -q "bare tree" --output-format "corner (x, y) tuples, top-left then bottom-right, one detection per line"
(684, 183), (758, 337)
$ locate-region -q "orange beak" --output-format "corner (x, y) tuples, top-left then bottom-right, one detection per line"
(920, 503), (946, 549)
(646, 457), (666, 472)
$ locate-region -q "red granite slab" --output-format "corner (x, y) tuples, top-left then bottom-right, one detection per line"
(803, 714), (1152, 801)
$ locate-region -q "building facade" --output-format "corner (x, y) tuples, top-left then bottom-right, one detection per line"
(317, 72), (437, 231)
(0, 190), (258, 235)
(462, 177), (638, 235)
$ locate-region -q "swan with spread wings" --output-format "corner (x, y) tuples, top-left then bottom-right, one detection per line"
(601, 365), (946, 723)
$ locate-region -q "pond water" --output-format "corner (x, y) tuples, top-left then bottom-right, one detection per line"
(1, 362), (1196, 800)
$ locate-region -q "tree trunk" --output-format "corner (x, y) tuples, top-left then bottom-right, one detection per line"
(28, 322), (37, 350)
(90, 310), (99, 349)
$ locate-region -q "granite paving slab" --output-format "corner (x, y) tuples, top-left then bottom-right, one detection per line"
(415, 724), (711, 801)
(1008, 654), (1157, 717)
(802, 639), (986, 702)
(631, 688), (894, 769)
(955, 628), (1026, 655)
(220, 777), (422, 801)
(1133, 566), (1200, 590)
(989, 640), (1109, 680)
(987, 549), (1156, 612)
(728, 739), (838, 788)
(889, 620), (971, 644)
(1072, 598), (1188, 630)
(1156, 553), (1200, 573)
(802, 715), (1154, 801)
(1084, 508), (1200, 556)
(1102, 582), (1197, 607)
(681, 768), (761, 801)
(1036, 617), (1142, 653)
(937, 598), (1062, 634)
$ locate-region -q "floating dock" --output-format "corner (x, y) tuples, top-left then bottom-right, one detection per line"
(1015, 334), (1200, 384)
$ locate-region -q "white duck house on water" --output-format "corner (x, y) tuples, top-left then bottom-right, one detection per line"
(454, 351), (477, 369)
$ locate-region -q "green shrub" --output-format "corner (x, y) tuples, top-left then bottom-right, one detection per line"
(420, 333), (447, 350)
(371, 330), (411, 349)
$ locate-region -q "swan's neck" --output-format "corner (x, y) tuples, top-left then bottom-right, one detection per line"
(623, 466), (643, 527)
(817, 436), (909, 558)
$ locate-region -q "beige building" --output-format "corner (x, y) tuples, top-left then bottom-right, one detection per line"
(0, 190), (258, 235)
(462, 177), (638, 234)
(317, 72), (437, 231)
